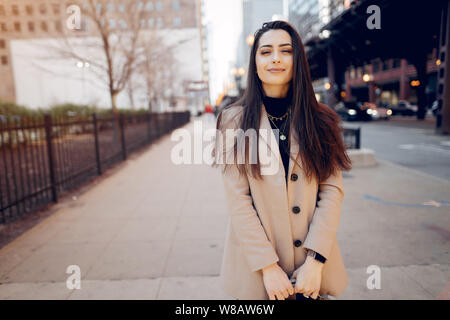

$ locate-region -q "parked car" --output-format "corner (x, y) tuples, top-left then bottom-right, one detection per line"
(429, 100), (440, 117)
(335, 101), (372, 121)
(363, 102), (392, 120)
(390, 100), (418, 116)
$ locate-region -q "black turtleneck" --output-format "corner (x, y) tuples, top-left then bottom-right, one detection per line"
(262, 86), (293, 184)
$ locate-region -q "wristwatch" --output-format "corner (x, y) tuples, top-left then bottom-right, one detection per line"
(307, 249), (326, 264)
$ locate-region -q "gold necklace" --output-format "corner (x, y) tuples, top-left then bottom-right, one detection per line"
(266, 109), (289, 121)
(268, 107), (291, 141)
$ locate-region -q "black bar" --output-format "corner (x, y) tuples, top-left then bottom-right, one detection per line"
(36, 117), (51, 203)
(44, 114), (58, 203)
(355, 127), (361, 149)
(14, 119), (27, 215)
(21, 118), (34, 213)
(147, 112), (152, 143)
(119, 113), (126, 160)
(7, 119), (20, 216)
(93, 113), (102, 175)
(29, 117), (41, 205)
(0, 121), (6, 223)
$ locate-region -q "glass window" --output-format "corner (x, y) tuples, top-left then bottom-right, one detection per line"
(96, 3), (103, 14)
(146, 2), (154, 11)
(173, 1), (180, 10)
(173, 16), (181, 27)
(157, 17), (163, 28)
(118, 3), (125, 13)
(140, 19), (146, 28)
(55, 21), (62, 32)
(137, 1), (144, 11)
(28, 21), (35, 32)
(118, 19), (127, 29)
(107, 2), (115, 12)
(392, 59), (401, 69)
(148, 18), (154, 27)
(12, 4), (19, 15)
(14, 22), (21, 32)
(1, 55), (8, 65)
(109, 18), (115, 29)
(0, 5), (4, 15)
(372, 59), (379, 73)
(39, 4), (47, 14)
(52, 3), (60, 15)
(0, 39), (5, 49)
(41, 21), (48, 32)
(155, 1), (163, 11)
(26, 5), (33, 15)
(1, 23), (7, 32)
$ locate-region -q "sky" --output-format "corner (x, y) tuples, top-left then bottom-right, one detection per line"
(204, 0), (243, 104)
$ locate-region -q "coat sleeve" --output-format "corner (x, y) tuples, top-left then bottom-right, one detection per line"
(217, 107), (280, 273)
(302, 169), (345, 260)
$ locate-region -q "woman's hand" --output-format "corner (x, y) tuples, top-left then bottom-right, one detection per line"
(291, 256), (324, 299)
(261, 263), (295, 300)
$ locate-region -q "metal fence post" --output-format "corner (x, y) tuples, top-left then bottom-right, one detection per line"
(147, 112), (152, 142)
(93, 113), (102, 175)
(44, 114), (57, 203)
(355, 127), (361, 149)
(119, 113), (127, 160)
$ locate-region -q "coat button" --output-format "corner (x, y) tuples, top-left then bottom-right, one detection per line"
(294, 239), (302, 247)
(292, 206), (301, 214)
(290, 173), (298, 181)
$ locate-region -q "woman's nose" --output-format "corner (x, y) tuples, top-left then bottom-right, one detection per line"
(272, 52), (280, 63)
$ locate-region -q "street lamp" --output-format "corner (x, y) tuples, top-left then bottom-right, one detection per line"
(246, 34), (254, 46)
(76, 60), (90, 104)
(231, 67), (246, 96)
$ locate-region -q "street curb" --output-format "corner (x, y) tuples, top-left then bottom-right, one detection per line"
(347, 148), (377, 168)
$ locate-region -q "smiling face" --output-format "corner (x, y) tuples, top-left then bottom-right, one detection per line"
(255, 29), (294, 97)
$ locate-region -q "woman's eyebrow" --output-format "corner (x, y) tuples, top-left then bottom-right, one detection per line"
(259, 43), (292, 49)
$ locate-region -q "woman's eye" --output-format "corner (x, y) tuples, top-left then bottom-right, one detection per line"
(261, 50), (291, 55)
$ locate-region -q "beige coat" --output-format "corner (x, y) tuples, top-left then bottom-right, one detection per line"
(216, 105), (348, 300)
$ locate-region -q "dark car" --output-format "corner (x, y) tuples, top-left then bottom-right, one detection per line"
(335, 101), (372, 121)
(390, 100), (418, 116)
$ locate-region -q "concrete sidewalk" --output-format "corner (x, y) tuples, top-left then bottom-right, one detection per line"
(0, 115), (448, 300)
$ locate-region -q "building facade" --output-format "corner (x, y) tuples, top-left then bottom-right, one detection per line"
(0, 0), (206, 112)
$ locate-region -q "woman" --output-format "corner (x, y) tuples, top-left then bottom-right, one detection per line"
(212, 21), (352, 300)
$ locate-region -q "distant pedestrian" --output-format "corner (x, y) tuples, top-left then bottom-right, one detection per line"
(212, 21), (352, 300)
(205, 104), (214, 123)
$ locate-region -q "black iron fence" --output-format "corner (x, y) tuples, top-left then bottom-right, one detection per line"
(0, 111), (190, 224)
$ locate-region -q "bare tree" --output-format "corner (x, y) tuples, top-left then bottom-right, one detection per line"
(37, 0), (146, 140)
(137, 31), (191, 113)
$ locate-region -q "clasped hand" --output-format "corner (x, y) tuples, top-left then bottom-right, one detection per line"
(262, 257), (323, 300)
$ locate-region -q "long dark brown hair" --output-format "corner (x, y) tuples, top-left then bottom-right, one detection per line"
(212, 20), (351, 184)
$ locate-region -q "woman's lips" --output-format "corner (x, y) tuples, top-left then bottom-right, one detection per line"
(268, 68), (285, 73)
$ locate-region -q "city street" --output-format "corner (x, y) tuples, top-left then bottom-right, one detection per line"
(345, 117), (450, 182)
(0, 115), (448, 300)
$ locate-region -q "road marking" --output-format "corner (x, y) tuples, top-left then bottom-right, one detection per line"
(398, 143), (450, 156)
(363, 194), (449, 207)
